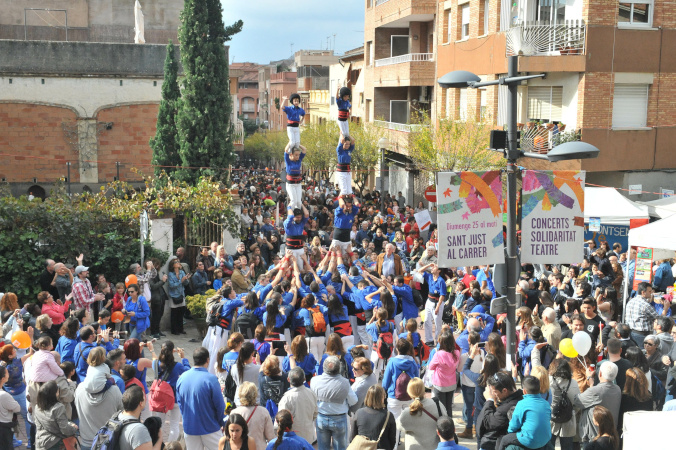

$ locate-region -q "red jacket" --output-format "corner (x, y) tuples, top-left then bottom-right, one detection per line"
(111, 293), (124, 313)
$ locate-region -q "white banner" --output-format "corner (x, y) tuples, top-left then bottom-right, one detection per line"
(521, 170), (586, 264)
(414, 210), (432, 232)
(436, 171), (505, 267)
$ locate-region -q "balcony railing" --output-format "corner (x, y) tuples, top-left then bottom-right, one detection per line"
(374, 120), (426, 133)
(375, 0), (391, 6)
(374, 53), (434, 67)
(520, 123), (580, 154)
(506, 20), (586, 56)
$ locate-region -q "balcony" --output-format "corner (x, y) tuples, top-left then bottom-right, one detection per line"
(372, 0), (436, 28)
(506, 20), (586, 57)
(374, 120), (425, 133)
(375, 53), (433, 67)
(373, 54), (435, 87)
(520, 123), (580, 155)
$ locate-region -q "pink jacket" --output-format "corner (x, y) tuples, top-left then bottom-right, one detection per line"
(429, 349), (461, 388)
(30, 350), (64, 383)
(41, 301), (71, 326)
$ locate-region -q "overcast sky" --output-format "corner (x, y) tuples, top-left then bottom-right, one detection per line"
(221, 0), (365, 64)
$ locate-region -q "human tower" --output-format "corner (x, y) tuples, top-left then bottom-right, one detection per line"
(281, 87), (360, 270)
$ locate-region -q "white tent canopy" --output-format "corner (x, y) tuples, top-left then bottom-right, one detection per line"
(584, 187), (649, 225)
(638, 195), (676, 219)
(628, 213), (676, 252)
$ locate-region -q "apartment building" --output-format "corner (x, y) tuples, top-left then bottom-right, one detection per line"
(435, 0), (676, 199)
(363, 0), (439, 205)
(295, 50), (339, 124)
(268, 72), (298, 132)
(231, 62), (261, 123)
(258, 57), (295, 129)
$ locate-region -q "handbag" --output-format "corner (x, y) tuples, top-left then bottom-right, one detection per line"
(63, 435), (80, 450)
(346, 411), (390, 450)
(171, 296), (184, 305)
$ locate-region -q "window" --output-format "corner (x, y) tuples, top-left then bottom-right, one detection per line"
(390, 100), (409, 124)
(460, 4), (470, 39)
(612, 84), (649, 128)
(366, 41), (373, 66)
(527, 86), (563, 122)
(447, 10), (453, 43)
(480, 89), (488, 120)
(619, 0), (653, 27)
(459, 88), (468, 120)
(391, 35), (409, 57)
(482, 0), (490, 35)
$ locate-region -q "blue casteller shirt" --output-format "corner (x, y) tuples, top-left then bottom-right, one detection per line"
(423, 272), (447, 300)
(176, 367), (226, 436)
(392, 284), (418, 321)
(155, 358), (191, 395)
(220, 298), (245, 330)
(284, 213), (308, 236)
(336, 97), (351, 111)
(282, 105), (305, 123)
(266, 431), (314, 450)
(334, 204), (359, 230)
(336, 142), (354, 165)
(284, 152), (305, 177)
(282, 353), (317, 377)
(56, 336), (78, 364)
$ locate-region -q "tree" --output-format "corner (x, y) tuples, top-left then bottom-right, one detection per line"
(300, 121), (338, 181)
(408, 112), (505, 172)
(150, 40), (181, 178)
(176, 0), (243, 184)
(242, 131), (286, 164)
(238, 115), (259, 136)
(349, 122), (385, 196)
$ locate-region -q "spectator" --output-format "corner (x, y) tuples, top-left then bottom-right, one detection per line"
(166, 258), (189, 335)
(643, 334), (668, 384)
(232, 382), (275, 450)
(574, 361), (621, 445)
(71, 264), (105, 313)
(219, 413), (257, 450)
(497, 376), (552, 450)
(532, 306), (561, 351)
(176, 347), (226, 450)
(349, 385), (397, 450)
(0, 366), (21, 449)
(626, 282), (667, 347)
(230, 343), (261, 406)
(116, 385), (154, 450)
(618, 367), (653, 431)
(349, 356), (378, 413)
(311, 355), (358, 450)
(278, 367), (318, 445)
(475, 371), (524, 450)
(152, 341), (191, 443)
(398, 377), (448, 449)
(148, 264), (168, 339)
(34, 379), (79, 450)
(435, 416), (471, 450)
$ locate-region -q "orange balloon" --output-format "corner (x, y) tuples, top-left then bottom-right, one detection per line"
(11, 330), (31, 349)
(125, 275), (138, 287)
(111, 311), (125, 324)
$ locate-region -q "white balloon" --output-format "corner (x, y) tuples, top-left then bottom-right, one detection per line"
(572, 331), (592, 356)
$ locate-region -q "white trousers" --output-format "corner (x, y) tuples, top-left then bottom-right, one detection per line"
(287, 126), (300, 147)
(424, 299), (444, 344)
(203, 326), (229, 375)
(330, 239), (352, 255)
(356, 325), (372, 359)
(287, 182), (303, 210)
(184, 431), (222, 450)
(338, 120), (350, 138)
(340, 334), (355, 351)
(152, 404), (181, 442)
(349, 316), (359, 346)
(387, 397), (413, 443)
(288, 248), (306, 271)
(306, 336), (326, 362)
(335, 171), (353, 196)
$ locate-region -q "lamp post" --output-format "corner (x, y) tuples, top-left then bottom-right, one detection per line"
(378, 137), (390, 213)
(438, 55), (600, 362)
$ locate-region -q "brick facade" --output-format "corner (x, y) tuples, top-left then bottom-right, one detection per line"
(0, 103), (79, 183)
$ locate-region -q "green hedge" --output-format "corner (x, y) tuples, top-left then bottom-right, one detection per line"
(0, 189), (169, 301)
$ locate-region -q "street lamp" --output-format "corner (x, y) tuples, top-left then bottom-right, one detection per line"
(378, 137), (390, 213)
(438, 55), (600, 363)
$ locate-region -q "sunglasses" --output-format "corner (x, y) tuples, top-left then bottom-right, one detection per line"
(644, 342), (655, 346)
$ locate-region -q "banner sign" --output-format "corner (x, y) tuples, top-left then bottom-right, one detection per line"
(414, 210), (432, 232)
(436, 171), (504, 267)
(633, 247), (653, 290)
(521, 170), (586, 263)
(584, 224), (629, 252)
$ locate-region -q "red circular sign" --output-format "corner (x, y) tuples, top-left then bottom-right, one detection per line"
(424, 185), (437, 202)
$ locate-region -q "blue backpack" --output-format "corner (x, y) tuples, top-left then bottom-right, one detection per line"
(91, 411), (140, 450)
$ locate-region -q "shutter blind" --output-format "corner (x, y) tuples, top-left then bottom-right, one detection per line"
(527, 86), (563, 122)
(612, 84), (648, 128)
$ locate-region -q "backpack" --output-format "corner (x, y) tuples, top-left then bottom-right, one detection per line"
(206, 301), (230, 330)
(338, 354), (350, 380)
(394, 369), (412, 401)
(652, 372), (666, 411)
(375, 322), (394, 360)
(91, 411), (140, 450)
(551, 379), (574, 423)
(149, 363), (175, 413)
(442, 300), (454, 324)
(541, 344), (557, 370)
(234, 310), (259, 339)
(307, 306), (327, 337)
(224, 370), (237, 402)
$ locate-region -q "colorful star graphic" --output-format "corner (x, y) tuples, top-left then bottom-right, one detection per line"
(444, 188), (453, 198)
(462, 211), (470, 221)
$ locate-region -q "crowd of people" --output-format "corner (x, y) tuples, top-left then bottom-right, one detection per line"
(2, 92), (675, 450)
